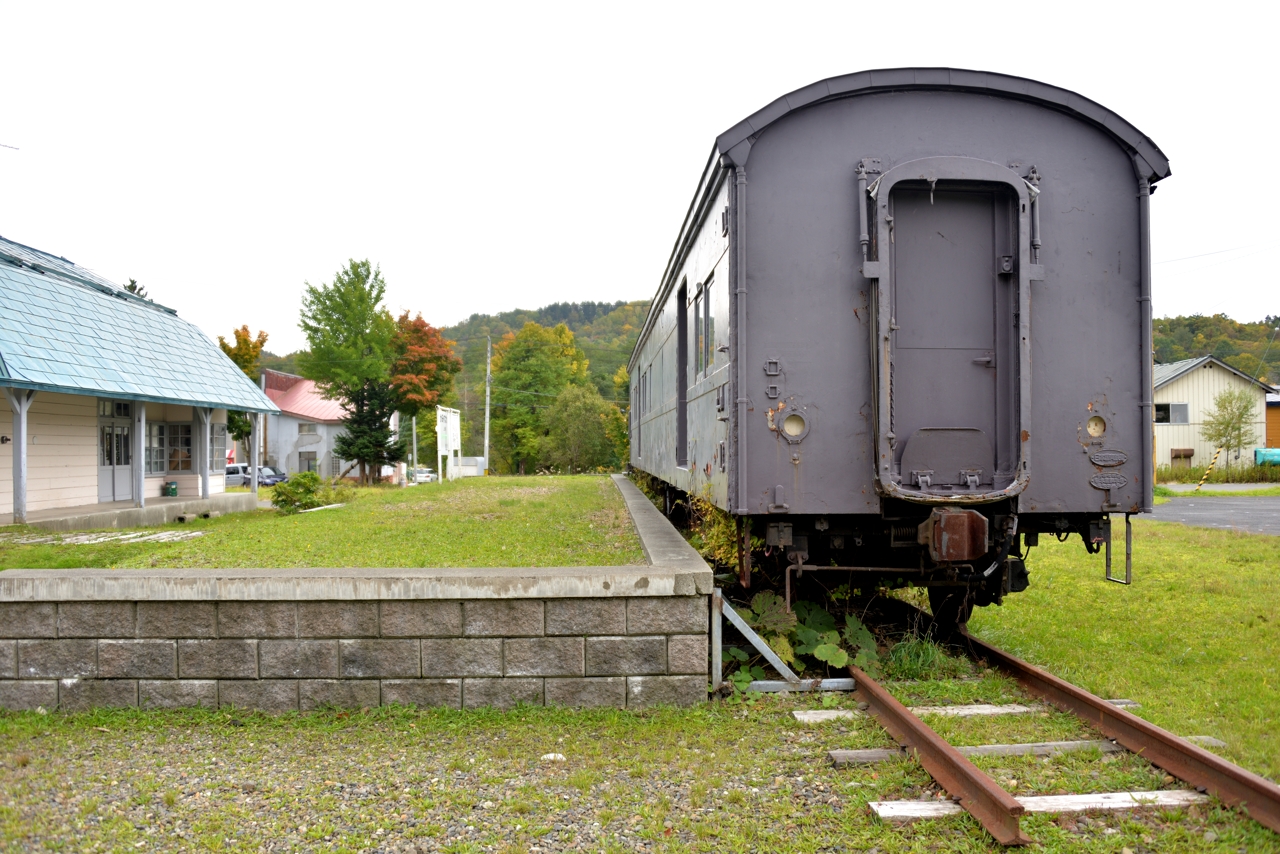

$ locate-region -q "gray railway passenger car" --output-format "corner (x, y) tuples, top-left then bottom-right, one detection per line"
(628, 68), (1168, 628)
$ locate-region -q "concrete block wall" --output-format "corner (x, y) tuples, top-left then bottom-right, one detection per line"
(0, 597), (709, 712)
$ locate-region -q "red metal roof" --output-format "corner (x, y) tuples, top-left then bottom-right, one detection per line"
(262, 370), (347, 424)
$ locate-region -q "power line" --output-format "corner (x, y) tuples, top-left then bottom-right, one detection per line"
(1155, 246), (1247, 264)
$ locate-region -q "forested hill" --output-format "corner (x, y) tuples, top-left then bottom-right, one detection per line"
(445, 300), (651, 403)
(1155, 314), (1280, 385)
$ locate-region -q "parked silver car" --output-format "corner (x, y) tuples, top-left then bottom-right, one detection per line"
(225, 463), (250, 487)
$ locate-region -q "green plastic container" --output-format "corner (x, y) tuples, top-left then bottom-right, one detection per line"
(162, 481), (178, 497)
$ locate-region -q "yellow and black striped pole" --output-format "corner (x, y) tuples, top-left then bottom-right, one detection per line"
(1194, 447), (1223, 492)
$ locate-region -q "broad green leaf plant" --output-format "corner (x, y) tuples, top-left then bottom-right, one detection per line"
(724, 592), (880, 694)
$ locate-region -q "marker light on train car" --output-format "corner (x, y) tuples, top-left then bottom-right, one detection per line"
(783, 414), (807, 437)
(1086, 416), (1106, 437)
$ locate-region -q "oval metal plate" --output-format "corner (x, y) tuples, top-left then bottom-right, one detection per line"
(1090, 471), (1128, 490)
(1090, 449), (1128, 467)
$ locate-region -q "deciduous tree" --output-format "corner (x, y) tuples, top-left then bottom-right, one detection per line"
(390, 311), (462, 417)
(490, 322), (589, 474)
(298, 260), (397, 484)
(298, 260), (396, 401)
(218, 326), (270, 443)
(1201, 386), (1260, 469)
(544, 385), (620, 473)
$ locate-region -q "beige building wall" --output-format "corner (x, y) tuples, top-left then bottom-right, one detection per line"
(0, 392), (97, 515)
(1, 395), (226, 516)
(1154, 361), (1266, 469)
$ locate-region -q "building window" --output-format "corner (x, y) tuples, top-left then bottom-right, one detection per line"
(298, 422), (318, 435)
(100, 424), (130, 466)
(330, 455), (342, 477)
(210, 424), (227, 470)
(1155, 403), (1190, 424)
(299, 451), (318, 472)
(145, 423), (167, 475)
(168, 424), (193, 471)
(98, 400), (131, 418)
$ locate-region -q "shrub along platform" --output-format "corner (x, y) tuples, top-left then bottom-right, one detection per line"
(0, 476), (713, 712)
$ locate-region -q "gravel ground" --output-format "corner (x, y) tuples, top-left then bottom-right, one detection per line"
(3, 684), (1274, 854)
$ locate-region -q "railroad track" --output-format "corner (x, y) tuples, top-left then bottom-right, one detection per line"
(835, 599), (1280, 846)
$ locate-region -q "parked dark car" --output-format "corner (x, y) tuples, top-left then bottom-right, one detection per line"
(258, 466), (290, 486)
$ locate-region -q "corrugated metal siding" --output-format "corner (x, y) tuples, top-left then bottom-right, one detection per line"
(1153, 361), (1266, 467)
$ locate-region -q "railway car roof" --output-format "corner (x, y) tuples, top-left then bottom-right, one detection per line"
(715, 67), (1169, 182)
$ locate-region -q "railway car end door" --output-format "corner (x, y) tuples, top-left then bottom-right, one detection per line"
(864, 157), (1035, 504)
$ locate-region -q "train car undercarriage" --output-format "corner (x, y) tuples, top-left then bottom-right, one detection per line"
(658, 482), (1126, 636)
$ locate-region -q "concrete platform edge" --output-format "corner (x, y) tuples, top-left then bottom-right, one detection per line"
(0, 476), (713, 601)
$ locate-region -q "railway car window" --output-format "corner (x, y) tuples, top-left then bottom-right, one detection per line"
(677, 282), (689, 466)
(703, 274), (714, 374)
(693, 287), (704, 375)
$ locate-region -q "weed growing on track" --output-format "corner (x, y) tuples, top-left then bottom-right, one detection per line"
(0, 476), (643, 569)
(969, 519), (1280, 781)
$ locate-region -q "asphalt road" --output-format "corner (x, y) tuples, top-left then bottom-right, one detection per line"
(1149, 497), (1280, 536)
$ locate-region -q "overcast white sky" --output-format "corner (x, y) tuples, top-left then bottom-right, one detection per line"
(1, 2), (1275, 354)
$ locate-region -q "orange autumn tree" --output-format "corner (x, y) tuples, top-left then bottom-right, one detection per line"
(217, 326), (270, 443)
(389, 311), (462, 418)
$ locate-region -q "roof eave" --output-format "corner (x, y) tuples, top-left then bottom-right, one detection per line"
(0, 379), (280, 414)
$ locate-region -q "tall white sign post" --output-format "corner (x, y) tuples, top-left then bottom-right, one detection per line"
(436, 406), (462, 482)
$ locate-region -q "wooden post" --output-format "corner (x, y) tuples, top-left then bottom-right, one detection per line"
(134, 403), (146, 508)
(249, 412), (260, 494)
(194, 407), (211, 500)
(4, 388), (35, 524)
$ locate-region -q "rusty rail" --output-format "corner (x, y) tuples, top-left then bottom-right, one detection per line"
(847, 663), (1032, 845)
(871, 596), (1280, 836)
(958, 631), (1280, 835)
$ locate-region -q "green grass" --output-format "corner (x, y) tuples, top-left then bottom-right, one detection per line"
(1156, 463), (1280, 484)
(3, 699), (1277, 853)
(1179, 486), (1280, 497)
(970, 519), (1280, 780)
(0, 476), (644, 569)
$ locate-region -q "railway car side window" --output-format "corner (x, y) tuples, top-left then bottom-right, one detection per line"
(694, 287), (704, 375)
(677, 282), (689, 466)
(704, 274), (714, 373)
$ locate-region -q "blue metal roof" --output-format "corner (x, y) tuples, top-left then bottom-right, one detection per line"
(0, 236), (279, 413)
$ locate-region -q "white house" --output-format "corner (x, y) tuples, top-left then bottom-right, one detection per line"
(1153, 356), (1270, 470)
(261, 370), (349, 477)
(0, 236), (278, 525)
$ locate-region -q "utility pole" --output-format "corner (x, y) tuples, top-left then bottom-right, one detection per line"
(411, 415), (417, 479)
(484, 334), (492, 475)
